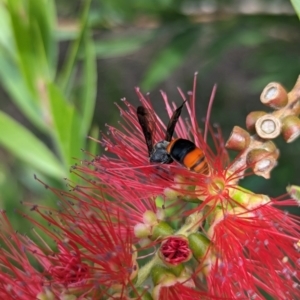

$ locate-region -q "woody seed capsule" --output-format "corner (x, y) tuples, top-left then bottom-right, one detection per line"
(246, 149), (278, 179)
(246, 111), (267, 132)
(281, 115), (300, 143)
(255, 114), (281, 139)
(260, 82), (288, 109)
(225, 126), (250, 151)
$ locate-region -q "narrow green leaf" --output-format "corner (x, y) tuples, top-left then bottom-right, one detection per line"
(7, 0), (37, 96)
(47, 82), (74, 168)
(0, 55), (48, 132)
(47, 83), (85, 173)
(142, 27), (199, 90)
(28, 0), (56, 68)
(80, 30), (97, 136)
(0, 5), (14, 53)
(0, 112), (65, 178)
(57, 0), (91, 93)
(68, 112), (85, 169)
(5, 0), (56, 131)
(290, 0), (300, 19)
(6, 0), (54, 86)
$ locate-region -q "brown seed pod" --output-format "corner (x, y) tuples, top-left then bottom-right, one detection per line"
(260, 82), (288, 109)
(245, 111), (267, 132)
(281, 115), (300, 143)
(255, 114), (281, 139)
(260, 140), (280, 160)
(246, 148), (279, 179)
(225, 126), (250, 151)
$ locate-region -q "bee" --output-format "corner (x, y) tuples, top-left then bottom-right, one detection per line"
(136, 102), (210, 175)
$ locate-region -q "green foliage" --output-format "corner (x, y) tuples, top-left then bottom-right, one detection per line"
(0, 0), (99, 228)
(0, 111), (65, 178)
(0, 0), (97, 181)
(291, 0), (300, 19)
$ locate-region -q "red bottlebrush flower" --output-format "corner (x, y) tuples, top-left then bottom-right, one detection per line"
(1, 74), (299, 300)
(20, 194), (139, 299)
(47, 241), (89, 285)
(202, 199), (300, 299)
(62, 74), (299, 299)
(0, 211), (55, 299)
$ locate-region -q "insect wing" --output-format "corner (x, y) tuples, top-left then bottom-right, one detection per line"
(137, 106), (156, 156)
(165, 101), (186, 142)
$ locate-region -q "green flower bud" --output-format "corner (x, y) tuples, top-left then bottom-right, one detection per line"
(151, 264), (175, 286)
(36, 290), (55, 300)
(188, 232), (210, 260)
(152, 221), (174, 240)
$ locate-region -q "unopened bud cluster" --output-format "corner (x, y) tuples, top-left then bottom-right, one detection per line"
(226, 76), (300, 179)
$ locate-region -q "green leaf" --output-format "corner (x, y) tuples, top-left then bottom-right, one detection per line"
(7, 0), (38, 95)
(47, 83), (84, 172)
(28, 0), (56, 69)
(80, 30), (97, 136)
(47, 83), (75, 167)
(3, 0), (56, 132)
(0, 112), (65, 178)
(0, 54), (48, 132)
(290, 0), (300, 19)
(8, 0), (52, 82)
(68, 112), (85, 169)
(57, 0), (91, 93)
(7, 0), (56, 94)
(142, 26), (199, 90)
(0, 5), (14, 53)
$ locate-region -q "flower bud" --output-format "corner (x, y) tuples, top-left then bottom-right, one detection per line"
(156, 208), (165, 220)
(255, 114), (281, 139)
(151, 275), (177, 300)
(152, 270), (194, 300)
(134, 223), (151, 238)
(260, 140), (278, 154)
(60, 295), (77, 300)
(167, 263), (185, 277)
(131, 288), (153, 300)
(151, 265), (175, 286)
(143, 210), (158, 225)
(281, 115), (300, 143)
(225, 126), (250, 151)
(246, 111), (267, 132)
(131, 244), (138, 261)
(246, 148), (278, 179)
(229, 186), (270, 207)
(260, 82), (288, 109)
(159, 235), (192, 266)
(287, 184), (300, 205)
(37, 290), (55, 300)
(246, 193), (270, 209)
(152, 221), (174, 240)
(188, 232), (210, 261)
(153, 263), (186, 280)
(163, 187), (180, 200)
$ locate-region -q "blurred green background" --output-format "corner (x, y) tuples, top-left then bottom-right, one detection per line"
(0, 0), (299, 228)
